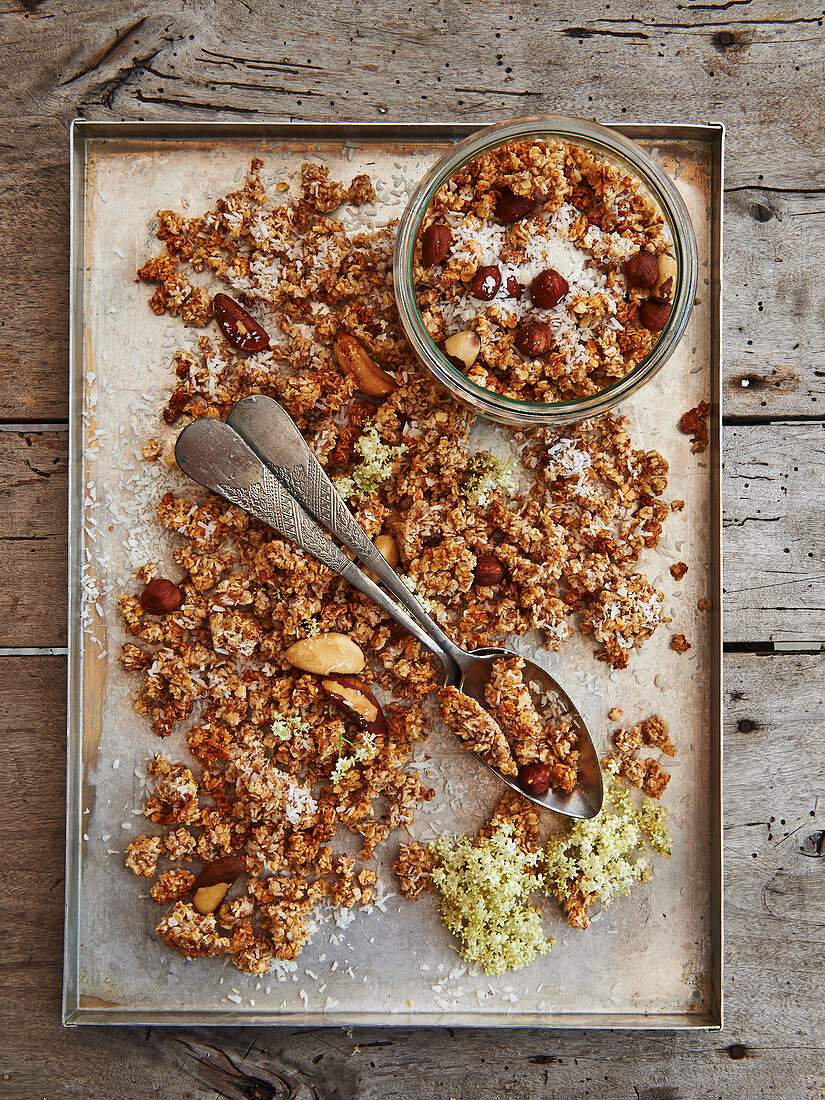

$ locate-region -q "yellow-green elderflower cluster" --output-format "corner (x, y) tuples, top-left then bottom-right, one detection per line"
(461, 452), (517, 505)
(270, 714), (309, 742)
(430, 824), (553, 976)
(333, 423), (407, 502)
(330, 727), (378, 788)
(545, 777), (672, 914)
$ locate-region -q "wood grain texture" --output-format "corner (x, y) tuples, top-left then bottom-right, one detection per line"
(0, 429), (67, 646)
(2, 652), (824, 1099)
(723, 421), (825, 643)
(1, 0), (825, 416)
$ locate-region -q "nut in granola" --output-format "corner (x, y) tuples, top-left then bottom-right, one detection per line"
(285, 632), (366, 675)
(334, 334), (396, 398)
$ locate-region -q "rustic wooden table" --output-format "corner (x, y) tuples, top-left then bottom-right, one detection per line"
(2, 2), (824, 1097)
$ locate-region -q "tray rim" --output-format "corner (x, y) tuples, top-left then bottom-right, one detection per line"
(63, 118), (725, 1030)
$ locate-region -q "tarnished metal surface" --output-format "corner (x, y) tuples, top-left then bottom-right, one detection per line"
(64, 121), (723, 1028)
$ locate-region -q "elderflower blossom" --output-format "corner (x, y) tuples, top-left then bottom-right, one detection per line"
(334, 423), (407, 502)
(429, 823), (553, 975)
(330, 755), (356, 786)
(544, 778), (673, 915)
(270, 714), (308, 742)
(461, 452), (517, 505)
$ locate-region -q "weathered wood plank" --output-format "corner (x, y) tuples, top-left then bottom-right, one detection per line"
(724, 190), (825, 418)
(2, 651), (823, 1098)
(1, 1), (825, 418)
(723, 421), (825, 644)
(0, 429), (67, 646)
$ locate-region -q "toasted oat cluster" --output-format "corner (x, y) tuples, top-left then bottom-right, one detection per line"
(437, 656), (580, 794)
(414, 139), (674, 403)
(604, 713), (673, 800)
(121, 158), (679, 972)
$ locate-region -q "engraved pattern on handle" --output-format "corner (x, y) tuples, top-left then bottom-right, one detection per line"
(269, 456), (376, 561)
(216, 469), (352, 575)
(273, 456), (462, 658)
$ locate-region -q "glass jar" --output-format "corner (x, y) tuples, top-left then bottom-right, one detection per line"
(393, 115), (698, 426)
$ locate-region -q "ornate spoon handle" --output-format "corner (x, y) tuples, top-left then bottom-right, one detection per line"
(174, 417), (456, 673)
(226, 394), (467, 666)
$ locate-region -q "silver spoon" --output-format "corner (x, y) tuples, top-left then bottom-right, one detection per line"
(176, 412), (603, 819)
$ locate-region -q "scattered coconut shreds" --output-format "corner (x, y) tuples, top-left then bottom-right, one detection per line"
(106, 154), (683, 989)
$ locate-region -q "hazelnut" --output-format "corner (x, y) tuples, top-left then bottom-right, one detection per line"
(530, 269), (569, 309)
(442, 330), (481, 370)
(421, 223), (452, 267)
(495, 187), (536, 225)
(474, 554), (505, 587)
(518, 761), (552, 796)
(514, 322), (553, 358)
(140, 578), (183, 615)
(651, 253), (678, 302)
(639, 300), (672, 332)
(624, 251), (659, 289)
(505, 276), (522, 299)
(469, 264), (502, 301)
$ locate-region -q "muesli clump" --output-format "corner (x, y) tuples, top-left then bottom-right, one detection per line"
(120, 157), (680, 973)
(414, 139), (676, 403)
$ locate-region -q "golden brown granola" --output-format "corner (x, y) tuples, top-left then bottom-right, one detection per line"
(414, 138), (672, 403)
(680, 401), (710, 453)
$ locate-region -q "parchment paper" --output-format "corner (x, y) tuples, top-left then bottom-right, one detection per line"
(75, 135), (715, 1020)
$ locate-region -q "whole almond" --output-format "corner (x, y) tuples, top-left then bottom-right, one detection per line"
(530, 269), (569, 309)
(140, 578), (183, 614)
(474, 554), (505, 587)
(285, 632), (366, 676)
(514, 322), (554, 358)
(321, 674), (388, 737)
(624, 251), (659, 289)
(212, 293), (270, 352)
(442, 330), (481, 370)
(639, 300), (672, 332)
(421, 223), (452, 267)
(334, 334), (396, 398)
(495, 187), (536, 225)
(469, 265), (502, 301)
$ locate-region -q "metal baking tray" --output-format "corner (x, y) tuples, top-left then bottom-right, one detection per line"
(64, 120), (723, 1028)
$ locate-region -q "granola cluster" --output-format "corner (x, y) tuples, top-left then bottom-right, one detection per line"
(603, 714), (674, 800)
(438, 657), (579, 792)
(121, 158), (681, 973)
(414, 139), (673, 403)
